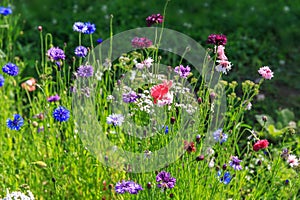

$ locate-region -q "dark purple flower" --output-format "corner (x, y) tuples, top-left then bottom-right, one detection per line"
(0, 6), (12, 16)
(146, 14), (164, 27)
(156, 171), (176, 190)
(229, 156), (242, 170)
(82, 22), (96, 34)
(115, 180), (143, 194)
(2, 62), (19, 76)
(73, 22), (85, 33)
(97, 38), (103, 44)
(207, 34), (227, 46)
(76, 65), (94, 77)
(174, 65), (191, 78)
(131, 37), (153, 49)
(47, 47), (65, 61)
(122, 91), (138, 103)
(47, 94), (61, 102)
(75, 46), (88, 57)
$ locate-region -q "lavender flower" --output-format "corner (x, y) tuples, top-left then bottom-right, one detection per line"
(115, 180), (143, 194)
(76, 65), (94, 77)
(213, 129), (228, 144)
(47, 47), (65, 61)
(2, 62), (19, 76)
(146, 14), (164, 27)
(47, 94), (61, 102)
(82, 22), (96, 34)
(107, 114), (124, 126)
(73, 22), (85, 32)
(229, 156), (242, 170)
(122, 91), (138, 103)
(74, 46), (88, 57)
(0, 74), (5, 87)
(131, 37), (153, 49)
(174, 65), (191, 78)
(156, 171), (176, 190)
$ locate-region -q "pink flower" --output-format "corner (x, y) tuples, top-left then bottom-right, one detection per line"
(150, 80), (172, 104)
(146, 14), (164, 27)
(258, 66), (274, 80)
(287, 155), (299, 167)
(215, 60), (232, 74)
(253, 139), (269, 151)
(135, 57), (154, 69)
(217, 45), (228, 60)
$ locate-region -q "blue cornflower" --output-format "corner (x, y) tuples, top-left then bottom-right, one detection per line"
(213, 128), (228, 144)
(115, 180), (143, 194)
(229, 156), (242, 170)
(0, 6), (12, 16)
(74, 46), (88, 57)
(2, 63), (19, 76)
(122, 91), (138, 103)
(7, 114), (24, 131)
(76, 65), (94, 77)
(162, 125), (168, 134)
(107, 114), (124, 126)
(0, 74), (4, 87)
(217, 171), (232, 184)
(82, 22), (96, 34)
(52, 106), (70, 122)
(73, 22), (85, 33)
(97, 38), (103, 44)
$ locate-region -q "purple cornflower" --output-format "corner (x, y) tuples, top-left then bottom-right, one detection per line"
(0, 74), (5, 87)
(156, 171), (176, 190)
(217, 171), (232, 184)
(6, 114), (24, 131)
(74, 46), (88, 57)
(52, 106), (70, 122)
(115, 180), (143, 194)
(174, 65), (191, 78)
(229, 156), (242, 170)
(213, 129), (228, 144)
(76, 65), (94, 77)
(73, 22), (85, 33)
(0, 6), (12, 16)
(146, 14), (164, 27)
(2, 62), (19, 76)
(47, 47), (65, 61)
(122, 91), (138, 103)
(207, 34), (227, 46)
(47, 94), (60, 102)
(107, 113), (124, 126)
(131, 37), (153, 49)
(82, 22), (96, 34)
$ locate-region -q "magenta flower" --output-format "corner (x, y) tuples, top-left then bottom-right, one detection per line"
(131, 37), (153, 49)
(47, 94), (61, 102)
(174, 65), (191, 78)
(207, 34), (227, 46)
(146, 14), (164, 27)
(258, 66), (274, 80)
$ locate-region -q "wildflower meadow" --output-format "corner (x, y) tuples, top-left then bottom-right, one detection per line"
(1, 0), (300, 199)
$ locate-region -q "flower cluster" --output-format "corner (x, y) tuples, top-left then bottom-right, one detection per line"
(52, 106), (70, 122)
(146, 13), (164, 27)
(253, 139), (269, 151)
(156, 171), (176, 190)
(73, 22), (96, 34)
(258, 66), (274, 80)
(115, 180), (143, 194)
(0, 6), (12, 16)
(131, 37), (153, 49)
(2, 190), (35, 200)
(6, 114), (24, 131)
(74, 46), (88, 57)
(123, 91), (139, 103)
(107, 113), (124, 126)
(135, 57), (154, 69)
(207, 34), (227, 46)
(47, 47), (66, 61)
(174, 65), (191, 78)
(2, 62), (19, 76)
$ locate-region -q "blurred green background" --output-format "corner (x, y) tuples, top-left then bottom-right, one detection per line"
(13, 0), (300, 121)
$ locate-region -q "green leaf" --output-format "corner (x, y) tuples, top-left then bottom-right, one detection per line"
(276, 108), (295, 126)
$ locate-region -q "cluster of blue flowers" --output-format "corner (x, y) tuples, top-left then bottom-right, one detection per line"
(115, 180), (143, 194)
(2, 62), (19, 76)
(52, 106), (70, 122)
(73, 22), (96, 34)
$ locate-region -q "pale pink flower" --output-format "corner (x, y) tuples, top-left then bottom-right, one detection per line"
(215, 60), (232, 74)
(217, 45), (228, 60)
(157, 91), (173, 106)
(246, 102), (252, 110)
(287, 154), (299, 167)
(135, 57), (154, 69)
(258, 66), (274, 80)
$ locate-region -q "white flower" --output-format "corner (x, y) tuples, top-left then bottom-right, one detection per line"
(287, 154), (299, 167)
(143, 57), (154, 68)
(246, 102), (252, 110)
(215, 60), (232, 74)
(208, 158), (215, 168)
